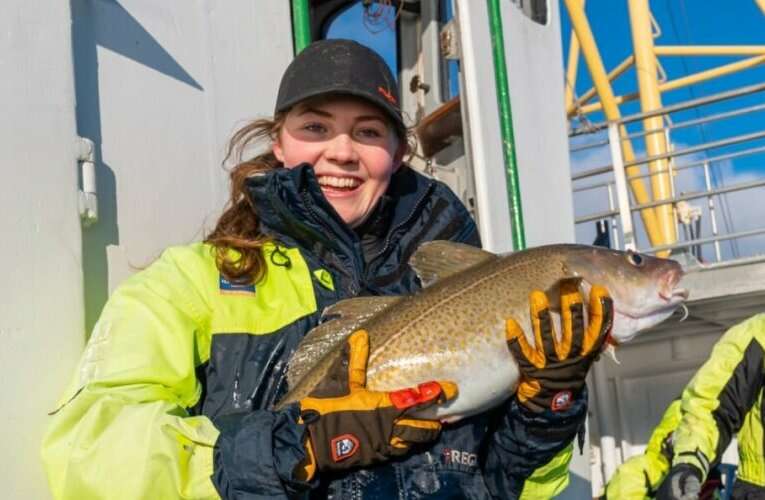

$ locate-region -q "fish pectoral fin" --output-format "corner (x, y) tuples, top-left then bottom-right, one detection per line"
(286, 318), (356, 390)
(409, 241), (497, 288)
(604, 343), (621, 364)
(544, 277), (584, 312)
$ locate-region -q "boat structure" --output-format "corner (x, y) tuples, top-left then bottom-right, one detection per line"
(2, 0), (764, 497)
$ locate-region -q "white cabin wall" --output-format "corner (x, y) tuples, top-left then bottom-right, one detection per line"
(456, 0), (575, 253)
(71, 0), (293, 333)
(501, 0), (576, 247)
(455, 0), (514, 252)
(1, 1), (293, 496)
(0, 2), (84, 497)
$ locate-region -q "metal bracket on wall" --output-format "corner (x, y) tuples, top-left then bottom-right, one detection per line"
(77, 136), (98, 227)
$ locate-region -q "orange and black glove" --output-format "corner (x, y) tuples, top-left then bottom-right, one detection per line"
(506, 282), (613, 413)
(297, 329), (457, 479)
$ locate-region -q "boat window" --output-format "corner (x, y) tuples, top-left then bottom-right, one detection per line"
(322, 1), (399, 81)
(510, 0), (548, 25)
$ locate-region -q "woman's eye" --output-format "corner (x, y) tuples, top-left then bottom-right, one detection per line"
(358, 128), (383, 138)
(303, 123), (327, 133)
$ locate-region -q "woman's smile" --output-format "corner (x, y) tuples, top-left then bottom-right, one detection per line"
(316, 174), (364, 195)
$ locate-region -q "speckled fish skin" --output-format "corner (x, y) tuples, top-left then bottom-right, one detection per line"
(277, 244), (687, 422)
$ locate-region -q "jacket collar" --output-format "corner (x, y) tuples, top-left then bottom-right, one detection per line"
(244, 164), (352, 255)
(244, 163), (435, 259)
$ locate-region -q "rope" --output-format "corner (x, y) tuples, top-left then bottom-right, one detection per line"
(361, 0), (404, 34)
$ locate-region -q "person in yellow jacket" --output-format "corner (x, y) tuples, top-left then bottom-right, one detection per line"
(605, 313), (765, 500)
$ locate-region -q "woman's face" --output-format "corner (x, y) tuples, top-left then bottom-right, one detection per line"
(273, 97), (404, 228)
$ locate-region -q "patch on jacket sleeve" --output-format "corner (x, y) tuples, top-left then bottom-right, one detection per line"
(219, 275), (256, 296)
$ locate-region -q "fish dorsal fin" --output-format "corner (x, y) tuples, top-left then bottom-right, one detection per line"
(409, 240), (497, 287)
(321, 296), (403, 321)
(286, 296), (402, 389)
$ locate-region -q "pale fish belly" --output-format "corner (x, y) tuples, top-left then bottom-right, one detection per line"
(366, 321), (518, 423)
(430, 344), (519, 423)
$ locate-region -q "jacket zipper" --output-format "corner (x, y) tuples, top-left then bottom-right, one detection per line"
(300, 189), (364, 294)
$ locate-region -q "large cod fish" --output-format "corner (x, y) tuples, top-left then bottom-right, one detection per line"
(276, 242), (688, 422)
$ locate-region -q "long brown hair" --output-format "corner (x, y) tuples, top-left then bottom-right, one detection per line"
(204, 115), (285, 284)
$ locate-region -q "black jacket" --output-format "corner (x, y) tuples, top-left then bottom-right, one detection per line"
(208, 164), (587, 499)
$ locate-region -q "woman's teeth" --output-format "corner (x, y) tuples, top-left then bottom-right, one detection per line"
(318, 176), (362, 189)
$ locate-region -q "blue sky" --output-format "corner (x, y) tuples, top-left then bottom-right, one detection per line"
(561, 0), (765, 173)
(560, 1), (765, 256)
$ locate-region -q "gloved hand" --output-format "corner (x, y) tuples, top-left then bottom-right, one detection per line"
(506, 282), (613, 413)
(656, 463), (703, 500)
(297, 329), (457, 478)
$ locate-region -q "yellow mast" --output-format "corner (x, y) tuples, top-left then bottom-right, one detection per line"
(564, 0), (584, 110)
(627, 0), (677, 247)
(563, 0), (664, 247)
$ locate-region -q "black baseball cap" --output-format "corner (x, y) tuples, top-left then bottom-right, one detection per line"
(275, 39), (405, 136)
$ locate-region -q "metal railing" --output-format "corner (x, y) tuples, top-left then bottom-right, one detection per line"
(570, 83), (765, 264)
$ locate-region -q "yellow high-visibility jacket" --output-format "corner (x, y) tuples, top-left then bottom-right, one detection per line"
(672, 313), (765, 488)
(606, 314), (765, 498)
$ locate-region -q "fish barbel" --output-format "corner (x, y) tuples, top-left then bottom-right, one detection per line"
(276, 242), (688, 422)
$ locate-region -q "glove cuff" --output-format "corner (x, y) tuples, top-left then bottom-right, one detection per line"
(672, 455), (707, 479)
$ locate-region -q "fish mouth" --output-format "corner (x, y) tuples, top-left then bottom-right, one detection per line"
(658, 266), (687, 302)
(618, 282), (688, 320)
(612, 290), (687, 340)
(618, 289), (687, 322)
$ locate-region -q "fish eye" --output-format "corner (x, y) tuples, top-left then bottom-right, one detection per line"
(627, 251), (645, 267)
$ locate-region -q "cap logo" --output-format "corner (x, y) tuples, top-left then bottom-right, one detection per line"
(378, 86), (397, 105)
(551, 390), (573, 412)
(330, 434), (360, 462)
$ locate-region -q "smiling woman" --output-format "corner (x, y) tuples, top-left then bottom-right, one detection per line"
(205, 38), (410, 282)
(273, 97), (404, 228)
(43, 36), (491, 500)
(42, 34), (599, 500)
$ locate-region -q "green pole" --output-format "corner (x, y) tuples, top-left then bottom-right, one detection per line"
(486, 0), (526, 250)
(291, 0), (312, 54)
